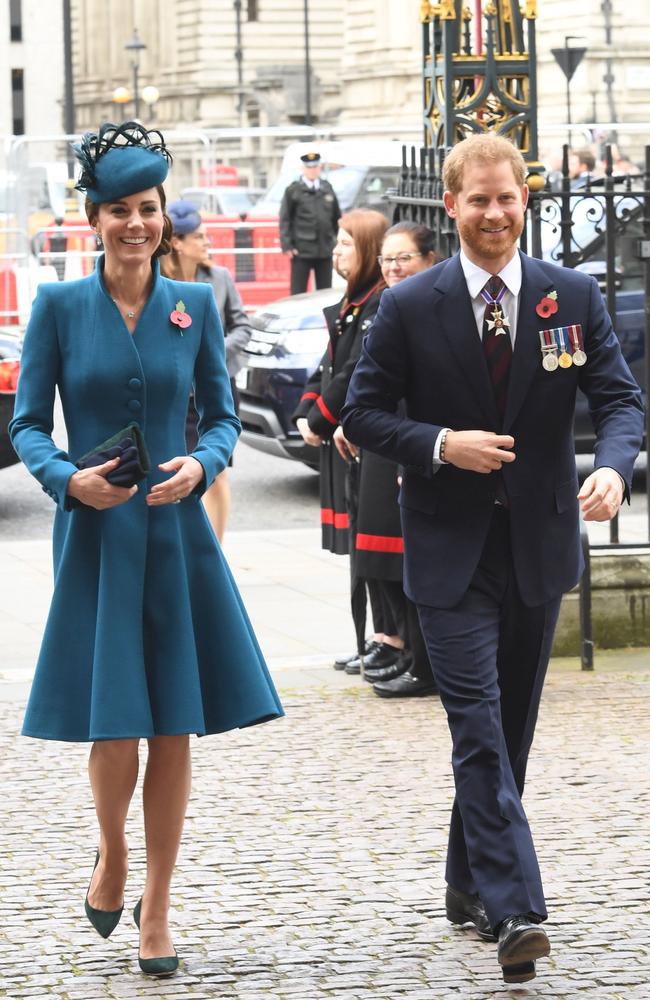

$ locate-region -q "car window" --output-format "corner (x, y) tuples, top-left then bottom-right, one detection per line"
(219, 189), (256, 215)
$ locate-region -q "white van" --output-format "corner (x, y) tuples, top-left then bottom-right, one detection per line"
(249, 139), (405, 219)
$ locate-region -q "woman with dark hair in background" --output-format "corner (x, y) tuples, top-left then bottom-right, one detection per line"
(10, 122), (282, 978)
(292, 209), (389, 660)
(334, 221), (439, 696)
(160, 200), (252, 541)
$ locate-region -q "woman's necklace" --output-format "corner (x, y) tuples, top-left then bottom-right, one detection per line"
(111, 293), (146, 320)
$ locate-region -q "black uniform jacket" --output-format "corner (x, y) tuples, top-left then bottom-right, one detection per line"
(292, 282), (383, 554)
(279, 178), (341, 258)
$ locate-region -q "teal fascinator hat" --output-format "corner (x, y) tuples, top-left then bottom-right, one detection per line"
(73, 121), (171, 204)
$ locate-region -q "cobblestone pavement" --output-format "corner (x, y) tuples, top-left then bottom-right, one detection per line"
(1, 665), (649, 1000)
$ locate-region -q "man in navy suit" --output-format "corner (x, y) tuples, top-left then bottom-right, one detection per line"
(341, 134), (643, 985)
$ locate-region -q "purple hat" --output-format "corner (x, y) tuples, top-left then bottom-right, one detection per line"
(166, 200), (202, 235)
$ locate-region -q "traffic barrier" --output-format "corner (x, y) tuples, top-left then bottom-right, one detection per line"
(0, 267), (19, 325)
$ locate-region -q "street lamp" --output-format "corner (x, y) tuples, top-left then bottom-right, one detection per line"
(303, 0), (312, 126)
(125, 28), (147, 120)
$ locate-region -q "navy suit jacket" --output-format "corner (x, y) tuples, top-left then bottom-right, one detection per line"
(341, 252), (644, 608)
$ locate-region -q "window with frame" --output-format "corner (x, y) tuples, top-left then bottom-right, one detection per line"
(12, 68), (24, 134)
(10, 0), (23, 42)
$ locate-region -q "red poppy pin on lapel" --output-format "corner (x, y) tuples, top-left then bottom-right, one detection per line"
(170, 300), (192, 335)
(536, 290), (559, 319)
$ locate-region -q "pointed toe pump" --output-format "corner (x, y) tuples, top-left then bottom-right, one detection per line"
(134, 898), (179, 977)
(84, 852), (124, 939)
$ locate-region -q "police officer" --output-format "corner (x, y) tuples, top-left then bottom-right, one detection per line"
(279, 151), (341, 295)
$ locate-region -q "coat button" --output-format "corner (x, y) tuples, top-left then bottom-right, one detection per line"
(128, 377), (142, 390)
(128, 399), (142, 412)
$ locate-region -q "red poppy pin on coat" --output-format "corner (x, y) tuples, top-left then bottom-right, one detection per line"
(170, 300), (192, 334)
(536, 290), (559, 319)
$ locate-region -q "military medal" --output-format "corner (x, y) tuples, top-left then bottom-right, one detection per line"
(481, 281), (510, 335)
(539, 329), (559, 371)
(568, 324), (587, 366)
(556, 327), (573, 368)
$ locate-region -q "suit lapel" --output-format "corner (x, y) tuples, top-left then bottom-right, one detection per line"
(433, 254), (499, 428)
(503, 252), (555, 430)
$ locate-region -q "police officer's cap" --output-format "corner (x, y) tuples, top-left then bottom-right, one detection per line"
(300, 151), (321, 164)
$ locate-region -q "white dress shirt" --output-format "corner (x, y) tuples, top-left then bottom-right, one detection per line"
(433, 249), (521, 465)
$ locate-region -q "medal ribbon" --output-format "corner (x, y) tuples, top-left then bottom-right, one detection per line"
(539, 329), (558, 351)
(568, 324), (584, 352)
(480, 281), (507, 310)
(556, 327), (569, 354)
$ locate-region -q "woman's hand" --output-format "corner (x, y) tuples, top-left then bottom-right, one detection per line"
(296, 417), (322, 447)
(67, 457), (138, 510)
(146, 456), (205, 506)
(333, 425), (359, 462)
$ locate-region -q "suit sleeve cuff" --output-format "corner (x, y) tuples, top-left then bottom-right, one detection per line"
(433, 428), (451, 469)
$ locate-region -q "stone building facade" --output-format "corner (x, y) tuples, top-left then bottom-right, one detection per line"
(535, 0), (650, 163)
(71, 0), (345, 131)
(6, 2), (646, 174)
(0, 0), (65, 137)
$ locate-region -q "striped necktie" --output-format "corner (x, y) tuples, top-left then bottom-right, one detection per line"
(482, 275), (512, 419)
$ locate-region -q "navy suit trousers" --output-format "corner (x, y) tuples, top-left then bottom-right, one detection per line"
(417, 507), (561, 929)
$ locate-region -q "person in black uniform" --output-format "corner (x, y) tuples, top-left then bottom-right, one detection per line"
(334, 222), (439, 696)
(292, 209), (388, 655)
(279, 151), (341, 295)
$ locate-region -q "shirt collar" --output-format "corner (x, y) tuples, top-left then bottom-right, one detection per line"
(459, 248), (522, 299)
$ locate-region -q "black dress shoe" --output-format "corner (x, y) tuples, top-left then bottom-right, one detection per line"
(373, 671), (438, 698)
(334, 641), (376, 670)
(363, 656), (410, 683)
(445, 885), (496, 942)
(362, 642), (403, 670)
(497, 916), (549, 983)
(344, 656), (362, 675)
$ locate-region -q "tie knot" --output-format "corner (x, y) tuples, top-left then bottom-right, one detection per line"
(486, 275), (504, 299)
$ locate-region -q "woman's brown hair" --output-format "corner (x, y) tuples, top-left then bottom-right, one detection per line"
(339, 209), (389, 300)
(85, 184), (173, 258)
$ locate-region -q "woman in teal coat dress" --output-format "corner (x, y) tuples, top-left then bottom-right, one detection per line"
(9, 122), (283, 977)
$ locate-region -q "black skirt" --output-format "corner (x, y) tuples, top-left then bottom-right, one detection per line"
(354, 450), (403, 581)
(319, 441), (350, 555)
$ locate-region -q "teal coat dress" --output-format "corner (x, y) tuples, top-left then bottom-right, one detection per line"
(10, 257), (284, 742)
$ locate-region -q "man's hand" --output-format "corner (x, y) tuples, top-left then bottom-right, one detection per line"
(67, 457), (138, 510)
(296, 417), (322, 447)
(146, 456), (204, 506)
(578, 468), (623, 521)
(284, 248), (298, 257)
(444, 430), (516, 473)
(333, 425), (359, 462)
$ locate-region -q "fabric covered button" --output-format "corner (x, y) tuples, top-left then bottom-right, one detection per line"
(128, 399), (142, 412)
(128, 377), (142, 390)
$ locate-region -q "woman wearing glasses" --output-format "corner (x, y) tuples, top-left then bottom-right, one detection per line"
(335, 221), (438, 696)
(161, 200), (252, 540)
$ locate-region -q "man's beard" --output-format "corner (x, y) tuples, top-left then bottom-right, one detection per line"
(458, 216), (523, 260)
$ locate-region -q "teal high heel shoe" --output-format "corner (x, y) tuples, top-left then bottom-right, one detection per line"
(133, 898), (179, 977)
(84, 852), (124, 939)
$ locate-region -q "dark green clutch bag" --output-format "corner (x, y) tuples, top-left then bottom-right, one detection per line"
(76, 422), (151, 487)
